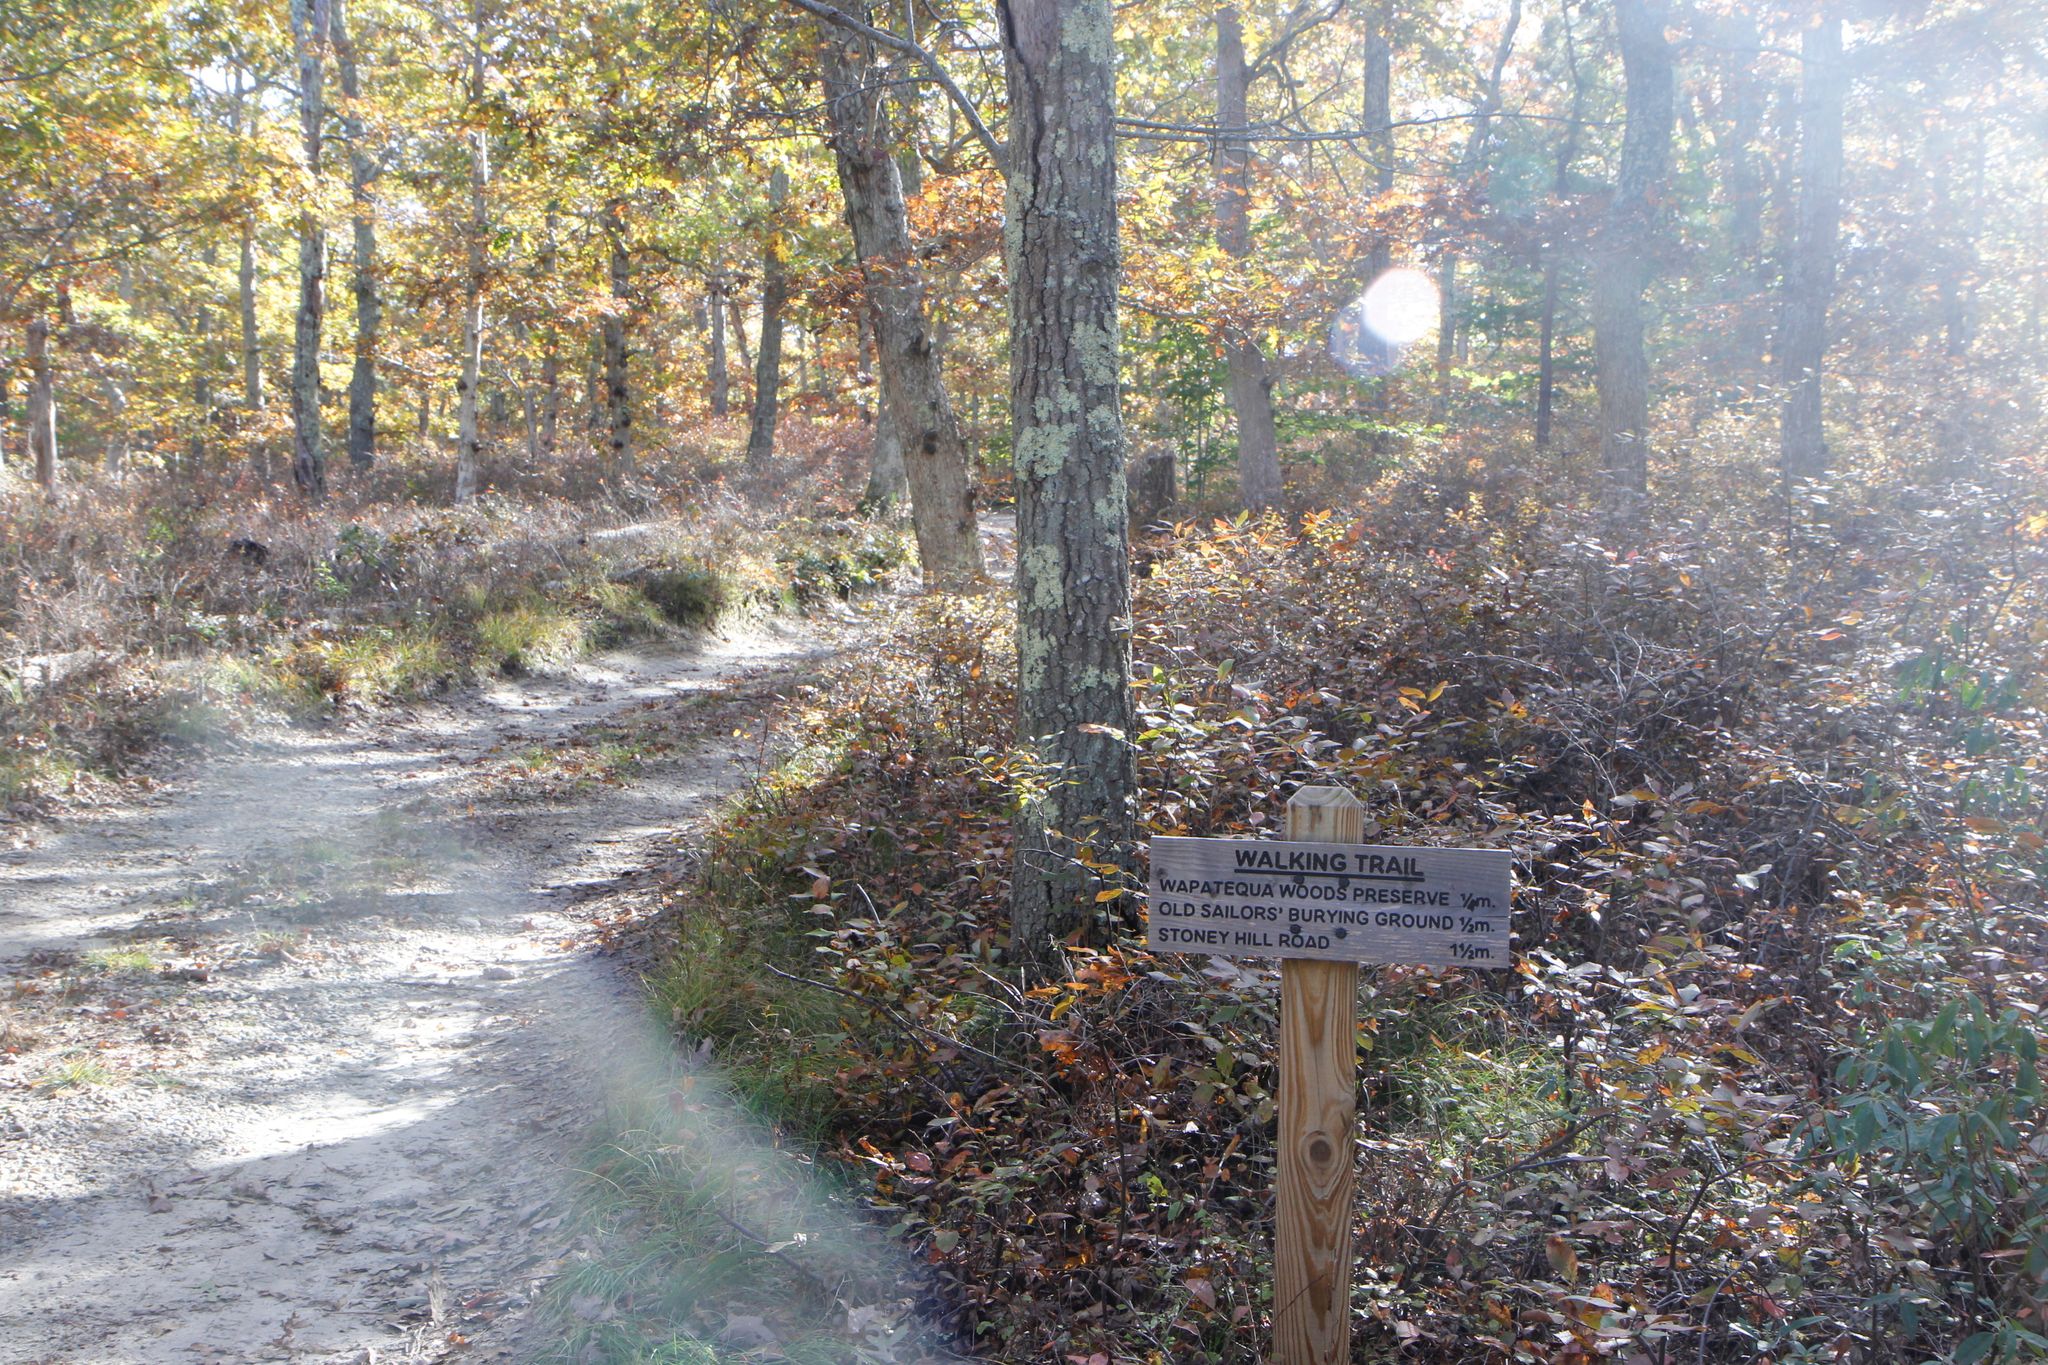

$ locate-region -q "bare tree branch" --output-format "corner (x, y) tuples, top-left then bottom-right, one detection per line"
(781, 0), (1004, 170)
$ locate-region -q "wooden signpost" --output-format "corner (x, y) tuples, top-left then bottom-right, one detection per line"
(1146, 786), (1512, 1365)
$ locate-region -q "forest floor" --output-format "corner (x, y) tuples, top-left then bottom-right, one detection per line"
(0, 608), (936, 1363)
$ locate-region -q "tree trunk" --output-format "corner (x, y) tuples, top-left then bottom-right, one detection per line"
(1777, 12), (1844, 483)
(27, 315), (57, 491)
(1432, 0), (1519, 427)
(334, 0), (378, 471)
(744, 169), (789, 471)
(601, 196), (632, 468)
(452, 9), (488, 505)
(539, 207), (560, 453)
(1591, 0), (1672, 502)
(708, 276), (729, 415)
(1536, 262), (1559, 447)
(1214, 6), (1282, 511)
(865, 399), (909, 508)
(102, 373), (128, 476)
(817, 13), (984, 584)
(1536, 13), (1584, 449)
(189, 253), (216, 474)
(1000, 0), (1136, 972)
(288, 0), (330, 498)
(514, 319), (541, 464)
(237, 214), (267, 478)
(1359, 2), (1398, 401)
(728, 293), (752, 374)
(2, 359), (12, 476)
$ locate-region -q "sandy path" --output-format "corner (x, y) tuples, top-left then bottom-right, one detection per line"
(0, 624), (847, 1364)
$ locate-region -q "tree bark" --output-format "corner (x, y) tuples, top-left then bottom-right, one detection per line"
(1591, 0), (1672, 502)
(1000, 0), (1136, 972)
(287, 0), (331, 498)
(1214, 6), (1282, 511)
(708, 276), (729, 415)
(27, 315), (57, 491)
(334, 0), (378, 471)
(601, 196), (632, 468)
(452, 5), (488, 505)
(1777, 12), (1844, 483)
(817, 13), (984, 584)
(744, 169), (789, 471)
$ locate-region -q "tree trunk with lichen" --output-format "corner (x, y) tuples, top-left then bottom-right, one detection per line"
(1000, 0), (1136, 973)
(817, 12), (982, 584)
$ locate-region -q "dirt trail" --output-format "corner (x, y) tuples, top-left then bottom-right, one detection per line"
(0, 622), (855, 1364)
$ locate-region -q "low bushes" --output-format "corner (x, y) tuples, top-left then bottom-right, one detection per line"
(639, 445), (2047, 1362)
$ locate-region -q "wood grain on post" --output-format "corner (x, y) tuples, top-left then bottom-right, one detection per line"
(1274, 785), (1363, 1364)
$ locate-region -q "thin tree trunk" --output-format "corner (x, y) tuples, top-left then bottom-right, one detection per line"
(708, 276), (729, 415)
(334, 0), (378, 471)
(601, 196), (632, 468)
(27, 315), (57, 491)
(1591, 0), (1672, 503)
(1000, 0), (1136, 972)
(816, 14), (983, 582)
(452, 6), (488, 505)
(1536, 262), (1559, 447)
(513, 319), (541, 463)
(539, 206), (559, 453)
(288, 0), (330, 498)
(238, 215), (266, 478)
(1214, 6), (1281, 510)
(1432, 255), (1457, 420)
(1536, 25), (1583, 449)
(102, 374), (127, 476)
(1360, 2), (1398, 411)
(190, 251), (216, 474)
(1432, 0), (1519, 426)
(2, 359), (12, 476)
(744, 169), (789, 470)
(1778, 12), (1844, 482)
(728, 293), (752, 374)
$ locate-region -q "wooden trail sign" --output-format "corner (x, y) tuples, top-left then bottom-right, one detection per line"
(1144, 787), (1513, 1365)
(1147, 835), (1511, 968)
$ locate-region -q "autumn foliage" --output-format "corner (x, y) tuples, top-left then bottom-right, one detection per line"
(658, 436), (2048, 1362)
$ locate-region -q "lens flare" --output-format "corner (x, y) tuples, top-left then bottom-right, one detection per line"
(1327, 266), (1441, 378)
(1362, 267), (1439, 345)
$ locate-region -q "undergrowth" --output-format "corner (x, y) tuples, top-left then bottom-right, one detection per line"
(631, 439), (2047, 1363)
(0, 421), (910, 816)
